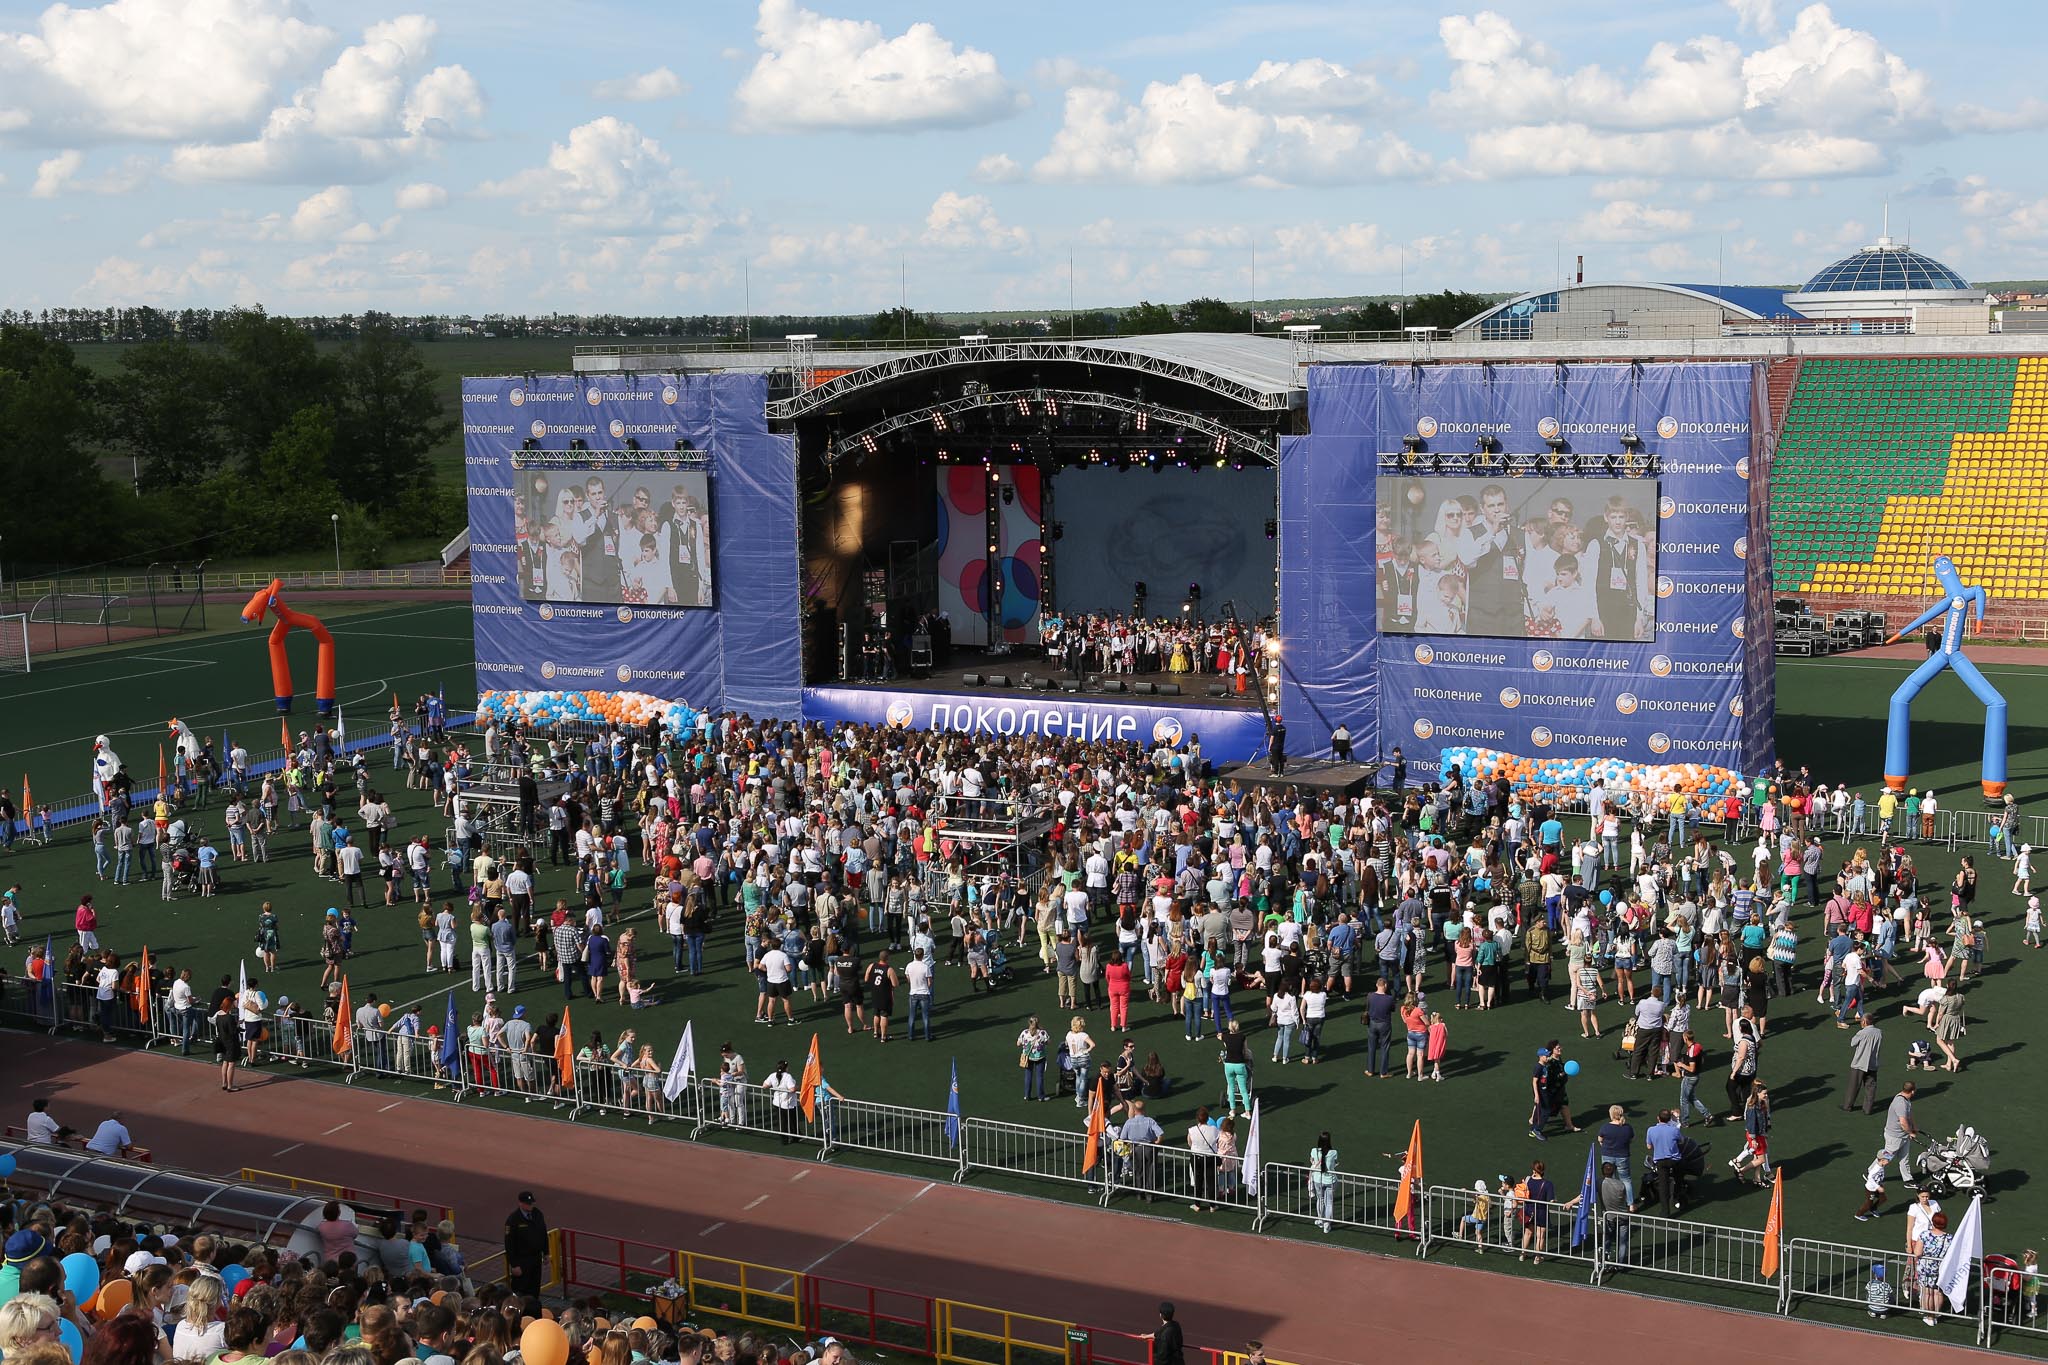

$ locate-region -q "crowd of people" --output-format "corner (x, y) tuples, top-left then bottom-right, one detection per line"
(6, 700), (2032, 1335)
(0, 1186), (852, 1365)
(1038, 613), (1271, 679)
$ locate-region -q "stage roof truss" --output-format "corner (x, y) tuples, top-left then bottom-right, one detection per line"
(827, 387), (1278, 467)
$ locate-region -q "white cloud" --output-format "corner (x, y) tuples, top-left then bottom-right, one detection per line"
(478, 116), (713, 234)
(1035, 77), (1428, 186)
(1592, 178), (1663, 199)
(286, 186), (393, 242)
(0, 0), (332, 144)
(1270, 222), (1447, 274)
(593, 67), (687, 102)
(921, 190), (1029, 252)
(972, 152), (1022, 183)
(1229, 58), (1389, 113)
(28, 148), (152, 197)
(80, 249), (251, 304)
(1030, 57), (1117, 90)
(1434, 5), (2035, 183)
(1727, 0), (1780, 38)
(168, 16), (485, 183)
(1574, 199), (1697, 242)
(734, 0), (1025, 132)
(394, 181), (447, 211)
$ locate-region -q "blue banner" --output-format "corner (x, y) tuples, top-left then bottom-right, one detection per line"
(801, 687), (1268, 762)
(463, 372), (802, 718)
(1280, 361), (1772, 781)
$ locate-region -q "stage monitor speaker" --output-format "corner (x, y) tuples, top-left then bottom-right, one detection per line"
(961, 673), (984, 686)
(1132, 682), (1154, 695)
(984, 674), (1011, 688)
(1206, 682), (1228, 697)
(1154, 682), (1181, 697)
(1098, 679), (1127, 694)
(1059, 679), (1083, 692)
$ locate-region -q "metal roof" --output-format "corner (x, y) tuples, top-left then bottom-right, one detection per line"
(1797, 243), (1972, 294)
(1662, 283), (1802, 319)
(1455, 281), (1801, 334)
(1067, 332), (1301, 398)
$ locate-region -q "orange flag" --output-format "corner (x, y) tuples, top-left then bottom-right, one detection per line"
(1082, 1076), (1108, 1174)
(280, 717), (292, 752)
(19, 773), (31, 815)
(555, 1006), (575, 1088)
(798, 1033), (823, 1121)
(132, 946), (153, 1024)
(332, 976), (353, 1056)
(158, 744), (168, 794)
(1761, 1166), (1785, 1278)
(1392, 1119), (1424, 1223)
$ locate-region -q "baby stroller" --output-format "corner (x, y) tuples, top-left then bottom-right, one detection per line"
(986, 944), (1015, 988)
(162, 831), (205, 899)
(1909, 1125), (1991, 1200)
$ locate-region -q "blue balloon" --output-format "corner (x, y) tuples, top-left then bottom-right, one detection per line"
(59, 1318), (83, 1363)
(1563, 1060), (1581, 1077)
(0, 1152), (15, 1176)
(220, 1265), (248, 1291)
(1598, 889), (1613, 905)
(61, 1251), (98, 1301)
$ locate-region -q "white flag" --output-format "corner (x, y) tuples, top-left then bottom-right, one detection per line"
(1242, 1099), (1263, 1197)
(1937, 1193), (1983, 1313)
(662, 1021), (697, 1103)
(239, 958), (248, 1006)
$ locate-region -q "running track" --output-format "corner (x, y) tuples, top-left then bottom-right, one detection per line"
(7, 1037), (1979, 1365)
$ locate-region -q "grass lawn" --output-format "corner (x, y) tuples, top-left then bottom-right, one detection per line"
(4, 634), (2047, 1339)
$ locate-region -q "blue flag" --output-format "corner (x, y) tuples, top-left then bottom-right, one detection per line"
(1573, 1137), (1598, 1248)
(440, 991), (461, 1071)
(944, 1057), (961, 1148)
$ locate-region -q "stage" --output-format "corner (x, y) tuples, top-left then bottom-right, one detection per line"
(836, 648), (1262, 712)
(1216, 758), (1379, 798)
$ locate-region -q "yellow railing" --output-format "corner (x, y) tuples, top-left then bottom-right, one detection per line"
(935, 1299), (1073, 1365)
(678, 1251), (802, 1333)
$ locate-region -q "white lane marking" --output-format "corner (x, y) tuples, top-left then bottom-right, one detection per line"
(789, 1169), (809, 1182)
(743, 1194), (770, 1210)
(698, 1222), (725, 1237)
(378, 1101), (404, 1113)
(800, 1183), (935, 1274)
(322, 1121), (352, 1135)
(273, 1142), (304, 1156)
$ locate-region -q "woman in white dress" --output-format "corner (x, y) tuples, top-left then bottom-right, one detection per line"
(545, 489), (590, 602)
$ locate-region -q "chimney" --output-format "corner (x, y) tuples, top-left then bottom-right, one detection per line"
(1575, 255), (1584, 285)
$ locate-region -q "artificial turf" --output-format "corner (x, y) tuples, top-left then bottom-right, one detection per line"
(3, 620), (2047, 1320)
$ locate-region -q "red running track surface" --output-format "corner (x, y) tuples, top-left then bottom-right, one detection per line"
(7, 1038), (1978, 1365)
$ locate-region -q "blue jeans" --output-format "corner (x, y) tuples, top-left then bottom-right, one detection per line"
(1367, 1024), (1392, 1075)
(114, 850), (132, 883)
(138, 844), (158, 874)
(1602, 836), (1619, 869)
(1270, 1024), (1294, 1063)
(94, 844), (110, 876)
(1667, 815), (1687, 847)
(687, 933), (706, 975)
(1837, 985), (1863, 1024)
(1208, 992), (1234, 1031)
(1183, 995), (1201, 1039)
(908, 994), (933, 1040)
(1452, 964), (1474, 1007)
(1024, 1058), (1046, 1099)
(1071, 1054), (1092, 1106)
(1651, 971), (1673, 1005)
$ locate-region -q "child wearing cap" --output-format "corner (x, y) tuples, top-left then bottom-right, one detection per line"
(1866, 1262), (1892, 1318)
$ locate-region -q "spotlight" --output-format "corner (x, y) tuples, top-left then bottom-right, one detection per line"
(521, 438), (537, 451)
(1474, 435), (1501, 455)
(860, 433), (878, 455)
(569, 438), (588, 451)
(1402, 434), (1425, 454)
(625, 437), (641, 451)
(932, 411), (950, 433)
(1051, 522), (1065, 541)
(1001, 485), (1015, 505)
(1264, 519), (1277, 540)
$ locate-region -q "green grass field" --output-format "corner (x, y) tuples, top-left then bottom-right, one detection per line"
(4, 630), (2047, 1322)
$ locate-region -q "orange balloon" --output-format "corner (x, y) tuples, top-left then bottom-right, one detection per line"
(93, 1280), (134, 1320)
(521, 1319), (570, 1365)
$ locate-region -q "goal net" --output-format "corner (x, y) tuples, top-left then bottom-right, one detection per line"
(30, 592), (129, 626)
(0, 613), (28, 674)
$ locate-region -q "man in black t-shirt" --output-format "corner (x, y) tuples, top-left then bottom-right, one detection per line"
(1144, 1302), (1185, 1365)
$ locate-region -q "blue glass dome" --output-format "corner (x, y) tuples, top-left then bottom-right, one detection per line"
(1800, 244), (1971, 293)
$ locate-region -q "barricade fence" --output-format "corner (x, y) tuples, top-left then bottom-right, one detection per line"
(17, 994), (2010, 1350)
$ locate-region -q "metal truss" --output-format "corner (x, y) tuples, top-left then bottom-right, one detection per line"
(768, 339), (1293, 420)
(828, 388), (1278, 466)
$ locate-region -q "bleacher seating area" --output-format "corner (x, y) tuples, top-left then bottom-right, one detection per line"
(1771, 356), (2048, 636)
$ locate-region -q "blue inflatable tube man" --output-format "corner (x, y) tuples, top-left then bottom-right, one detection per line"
(1881, 555), (2007, 801)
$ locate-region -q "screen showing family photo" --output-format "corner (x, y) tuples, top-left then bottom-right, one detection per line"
(1375, 476), (1660, 640)
(515, 468), (713, 608)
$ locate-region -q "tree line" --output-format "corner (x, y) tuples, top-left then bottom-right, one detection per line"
(0, 310), (455, 572)
(0, 290), (1498, 347)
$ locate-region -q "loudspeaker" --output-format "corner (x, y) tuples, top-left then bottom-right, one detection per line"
(1059, 679), (1083, 692)
(1098, 679), (1127, 694)
(1153, 682), (1181, 697)
(984, 674), (1011, 688)
(1132, 682), (1154, 695)
(962, 673), (984, 686)
(1206, 682), (1229, 697)
(1023, 674), (1051, 691)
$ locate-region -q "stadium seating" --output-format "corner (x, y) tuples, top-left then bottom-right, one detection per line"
(1771, 357), (2048, 619)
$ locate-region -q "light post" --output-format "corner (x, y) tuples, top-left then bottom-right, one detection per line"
(330, 513), (341, 577)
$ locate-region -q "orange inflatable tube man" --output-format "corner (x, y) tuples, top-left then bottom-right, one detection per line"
(241, 578), (337, 715)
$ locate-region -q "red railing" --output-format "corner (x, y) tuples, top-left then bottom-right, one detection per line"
(802, 1274), (935, 1356)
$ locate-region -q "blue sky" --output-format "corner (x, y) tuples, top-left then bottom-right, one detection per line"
(3, 0), (2044, 315)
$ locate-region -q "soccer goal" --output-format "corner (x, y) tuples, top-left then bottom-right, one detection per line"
(0, 613), (28, 673)
(30, 591), (128, 626)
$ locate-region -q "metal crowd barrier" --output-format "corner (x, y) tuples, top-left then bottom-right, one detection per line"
(1606, 1207), (1774, 1298)
(956, 1115), (1104, 1201)
(571, 1058), (693, 1127)
(815, 1094), (959, 1170)
(1265, 1164), (1410, 1241)
(1780, 1235), (1977, 1331)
